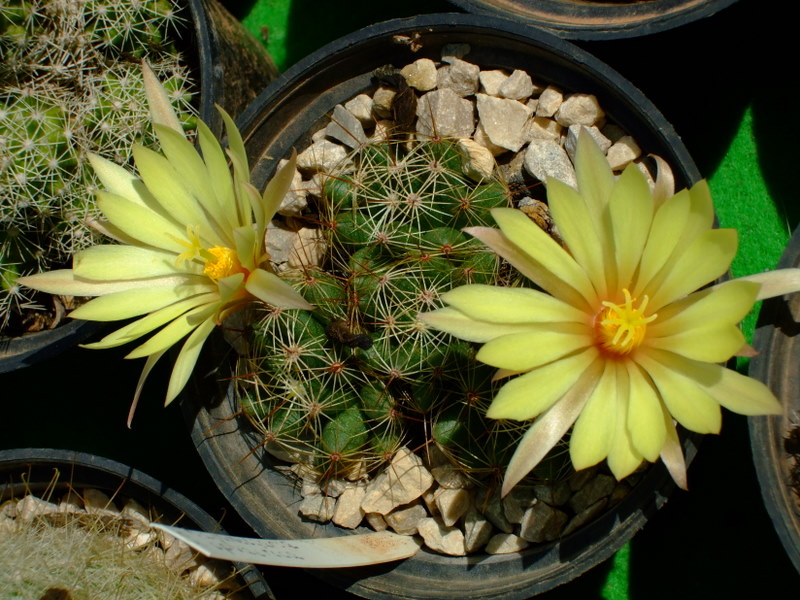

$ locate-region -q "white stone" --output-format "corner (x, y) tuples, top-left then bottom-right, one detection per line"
(536, 86), (563, 117)
(473, 123), (507, 156)
(475, 93), (531, 152)
(277, 159), (307, 217)
(372, 87), (396, 119)
(361, 447), (434, 514)
(344, 94), (374, 124)
(164, 537), (199, 571)
(332, 485), (366, 529)
(524, 116), (563, 142)
(434, 487), (470, 527)
(365, 512), (388, 531)
(57, 491), (85, 514)
(479, 70), (508, 96)
(485, 533), (529, 554)
(385, 501), (427, 535)
(463, 505), (494, 554)
(82, 488), (116, 517)
(0, 514), (17, 534)
(564, 125), (611, 161)
(188, 563), (224, 588)
(437, 58), (480, 97)
(266, 222), (298, 266)
(606, 135), (642, 170)
(401, 58), (438, 91)
(326, 104), (368, 149)
(288, 227), (327, 269)
(456, 138), (495, 182)
(299, 494), (336, 523)
(499, 69), (535, 100)
(523, 138), (577, 187)
(417, 517), (466, 556)
(125, 529), (157, 550)
(120, 499), (150, 526)
(416, 88), (474, 139)
(17, 494), (57, 521)
(297, 139), (349, 172)
(555, 93), (605, 127)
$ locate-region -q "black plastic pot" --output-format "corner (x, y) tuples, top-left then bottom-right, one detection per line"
(447, 0), (740, 39)
(0, 447), (272, 599)
(748, 228), (800, 576)
(182, 13), (702, 600)
(0, 0), (277, 373)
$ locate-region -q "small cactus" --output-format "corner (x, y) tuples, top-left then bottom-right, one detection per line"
(0, 0), (197, 335)
(239, 136), (566, 488)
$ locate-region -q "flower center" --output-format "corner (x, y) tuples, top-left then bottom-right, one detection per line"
(594, 289), (656, 356)
(203, 246), (244, 280)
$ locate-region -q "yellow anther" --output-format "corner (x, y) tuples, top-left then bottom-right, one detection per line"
(203, 246), (243, 280)
(595, 289), (657, 356)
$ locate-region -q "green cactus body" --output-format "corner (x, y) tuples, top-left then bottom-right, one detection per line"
(240, 135), (567, 490)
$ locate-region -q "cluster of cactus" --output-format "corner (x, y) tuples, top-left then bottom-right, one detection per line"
(239, 138), (568, 485)
(0, 0), (196, 331)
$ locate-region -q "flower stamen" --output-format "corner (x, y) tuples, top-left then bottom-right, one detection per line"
(203, 246), (245, 280)
(595, 289), (656, 356)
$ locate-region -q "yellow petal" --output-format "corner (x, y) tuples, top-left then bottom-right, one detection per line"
(465, 226), (592, 312)
(233, 224), (257, 272)
(164, 317), (216, 406)
(418, 307), (544, 343)
(609, 164), (654, 290)
(703, 365), (782, 416)
(476, 327), (591, 371)
(659, 409), (687, 490)
(197, 119), (237, 230)
(636, 351), (722, 433)
(490, 207), (597, 306)
(142, 61), (183, 134)
(441, 284), (586, 324)
(607, 364), (644, 480)
(501, 357), (603, 496)
(486, 348), (598, 421)
(625, 360), (666, 462)
(19, 269), (204, 298)
(646, 228), (738, 311)
(96, 191), (187, 254)
(569, 361), (618, 470)
(70, 285), (213, 321)
(647, 323), (745, 363)
(73, 245), (201, 280)
(546, 178), (609, 298)
(649, 280), (759, 337)
(260, 151), (298, 229)
(245, 268), (314, 310)
(573, 128), (614, 221)
(82, 293), (217, 350)
(736, 268), (800, 301)
(128, 349), (166, 427)
(87, 153), (143, 204)
(125, 304), (217, 359)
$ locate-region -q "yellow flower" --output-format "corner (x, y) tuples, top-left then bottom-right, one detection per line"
(419, 131), (796, 495)
(19, 64), (313, 421)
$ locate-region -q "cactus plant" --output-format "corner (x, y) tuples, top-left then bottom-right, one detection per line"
(0, 0), (197, 335)
(238, 137), (566, 487)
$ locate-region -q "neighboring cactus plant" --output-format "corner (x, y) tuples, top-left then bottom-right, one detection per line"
(0, 0), (196, 335)
(239, 137), (562, 486)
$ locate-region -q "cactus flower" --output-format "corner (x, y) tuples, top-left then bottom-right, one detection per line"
(19, 64), (313, 422)
(419, 131), (799, 495)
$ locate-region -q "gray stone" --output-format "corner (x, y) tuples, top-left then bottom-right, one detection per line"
(475, 93), (531, 152)
(463, 504), (494, 554)
(434, 487), (470, 527)
(565, 125), (611, 161)
(563, 498), (608, 536)
(555, 93), (605, 127)
(523, 139), (577, 187)
(299, 494), (336, 523)
(372, 87), (396, 119)
(499, 69), (535, 100)
(606, 135), (642, 170)
(536, 86), (563, 117)
(479, 69), (508, 96)
(326, 104), (368, 149)
(524, 116), (563, 142)
(519, 499), (569, 543)
(344, 94), (374, 124)
(297, 139), (349, 172)
(266, 222), (298, 266)
(532, 480), (572, 507)
(361, 447), (434, 514)
(416, 88), (475, 139)
(456, 138), (495, 182)
(473, 122), (506, 156)
(569, 473), (616, 513)
(365, 512), (388, 531)
(569, 467), (598, 492)
(480, 488), (513, 533)
(417, 517), (467, 556)
(401, 58), (438, 91)
(385, 501), (428, 535)
(485, 533), (529, 554)
(288, 227), (326, 269)
(437, 58), (480, 97)
(503, 486), (535, 525)
(441, 43), (471, 63)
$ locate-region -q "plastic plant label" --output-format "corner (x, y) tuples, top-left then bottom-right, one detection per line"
(151, 523), (421, 568)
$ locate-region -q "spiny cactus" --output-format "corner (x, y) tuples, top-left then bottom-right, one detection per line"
(0, 0), (197, 335)
(239, 137), (565, 487)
